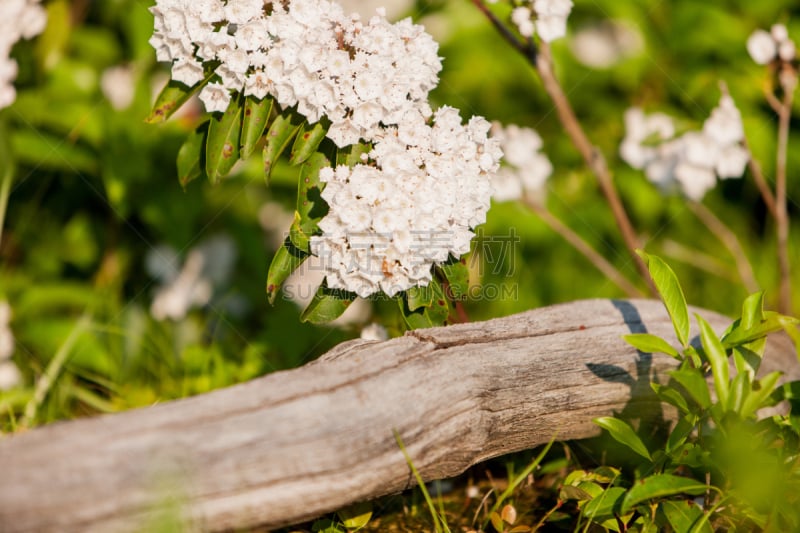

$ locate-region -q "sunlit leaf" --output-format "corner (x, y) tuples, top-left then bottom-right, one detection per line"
(290, 120), (328, 166)
(660, 500), (711, 533)
(624, 333), (680, 358)
(638, 251), (690, 347)
(266, 239), (308, 305)
(263, 110), (303, 181)
(594, 417), (651, 461)
(582, 487), (626, 519)
(301, 282), (357, 324)
(668, 367), (711, 409)
(620, 474), (707, 514)
(176, 121), (208, 188)
(146, 72), (213, 124)
(697, 315), (729, 409)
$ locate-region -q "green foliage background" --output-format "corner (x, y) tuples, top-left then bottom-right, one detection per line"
(0, 0), (798, 428)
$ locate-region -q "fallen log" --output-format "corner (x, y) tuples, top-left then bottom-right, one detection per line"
(0, 299), (797, 532)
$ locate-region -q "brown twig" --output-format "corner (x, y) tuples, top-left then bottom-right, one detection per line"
(689, 202), (759, 294)
(470, 0), (656, 296)
(525, 196), (644, 298)
(775, 69), (796, 315)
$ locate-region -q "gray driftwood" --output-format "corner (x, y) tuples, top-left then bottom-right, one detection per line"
(0, 299), (797, 532)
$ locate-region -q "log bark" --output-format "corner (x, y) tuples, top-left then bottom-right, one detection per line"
(0, 299), (797, 532)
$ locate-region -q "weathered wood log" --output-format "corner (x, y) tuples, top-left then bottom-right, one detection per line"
(0, 299), (797, 532)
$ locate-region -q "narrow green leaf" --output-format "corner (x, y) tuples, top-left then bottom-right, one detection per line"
(660, 500), (711, 533)
(638, 251), (690, 347)
(290, 120), (328, 166)
(301, 282), (357, 324)
(240, 95), (273, 159)
(176, 121), (209, 188)
(621, 475), (707, 514)
(206, 94), (244, 183)
(146, 73), (213, 124)
(593, 417), (651, 461)
(289, 211), (311, 253)
(406, 285), (435, 312)
(582, 487), (626, 519)
(697, 315), (729, 409)
(624, 334), (680, 358)
(722, 313), (799, 347)
(668, 368), (711, 409)
(266, 239), (308, 305)
(263, 111), (303, 181)
(727, 371), (749, 414)
(296, 152), (330, 222)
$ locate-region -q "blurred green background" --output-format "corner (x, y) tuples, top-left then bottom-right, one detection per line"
(0, 0), (798, 428)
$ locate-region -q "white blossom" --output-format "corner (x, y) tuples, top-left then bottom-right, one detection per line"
(310, 106), (501, 298)
(489, 122), (553, 202)
(0, 0), (47, 110)
(499, 0), (573, 42)
(149, 0), (443, 145)
(621, 96), (749, 201)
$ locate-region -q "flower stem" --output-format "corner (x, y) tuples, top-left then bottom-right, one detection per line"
(776, 71), (795, 315)
(689, 202), (759, 294)
(470, 0), (656, 296)
(526, 197), (644, 298)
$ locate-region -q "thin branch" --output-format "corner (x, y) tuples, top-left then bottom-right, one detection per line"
(525, 196), (644, 298)
(469, 0), (531, 59)
(775, 69), (796, 315)
(688, 202), (759, 294)
(532, 43), (656, 296)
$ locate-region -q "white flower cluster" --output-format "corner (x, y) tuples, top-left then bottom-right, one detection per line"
(150, 0), (441, 147)
(487, 0), (573, 42)
(0, 0), (47, 110)
(489, 122), (553, 202)
(621, 96), (749, 201)
(147, 236), (237, 321)
(310, 106), (501, 297)
(747, 24), (796, 65)
(0, 301), (21, 391)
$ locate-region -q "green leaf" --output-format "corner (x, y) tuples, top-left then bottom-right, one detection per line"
(206, 94), (244, 183)
(722, 313), (799, 348)
(240, 95), (273, 159)
(176, 121), (209, 188)
(290, 120), (329, 166)
(399, 280), (449, 329)
(262, 110), (303, 181)
(146, 73), (213, 124)
(266, 239), (308, 305)
(593, 417), (651, 461)
(669, 367), (711, 409)
(440, 256), (470, 300)
(660, 500), (711, 533)
(651, 382), (691, 415)
(296, 152), (331, 222)
(638, 251), (690, 347)
(621, 475), (707, 514)
(338, 502), (372, 530)
(624, 334), (680, 358)
(301, 282), (357, 324)
(740, 371), (782, 418)
(666, 415), (695, 453)
(289, 211), (311, 253)
(582, 487), (626, 519)
(336, 142), (371, 167)
(697, 315), (729, 409)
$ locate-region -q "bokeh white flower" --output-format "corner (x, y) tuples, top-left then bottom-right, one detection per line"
(490, 122), (553, 202)
(360, 323), (388, 341)
(0, 0), (47, 109)
(0, 301), (21, 391)
(621, 96), (749, 201)
(570, 20), (644, 69)
(747, 24), (796, 65)
(489, 0), (573, 42)
(101, 65), (136, 111)
(147, 235), (238, 321)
